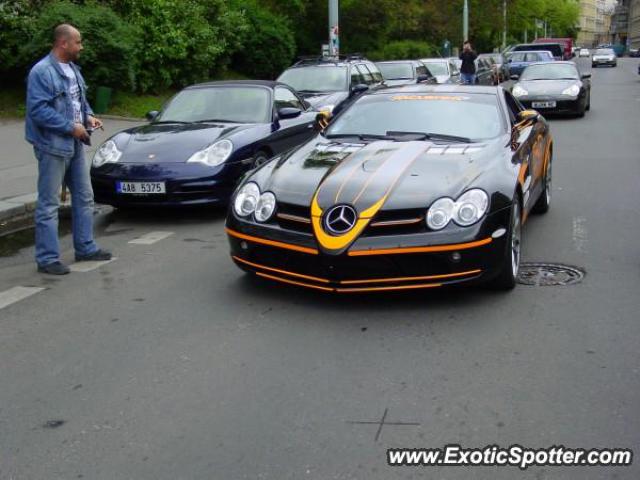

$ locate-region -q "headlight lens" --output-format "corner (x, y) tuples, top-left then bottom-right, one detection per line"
(561, 84), (581, 96)
(233, 182), (260, 217)
(512, 85), (528, 97)
(426, 198), (455, 230)
(254, 192), (277, 222)
(187, 139), (233, 167)
(427, 189), (489, 230)
(92, 140), (122, 167)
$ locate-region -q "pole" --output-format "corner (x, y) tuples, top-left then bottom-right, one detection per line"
(502, 0), (507, 49)
(329, 0), (339, 57)
(463, 0), (469, 42)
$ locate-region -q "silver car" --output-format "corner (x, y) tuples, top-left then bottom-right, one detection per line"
(591, 48), (617, 67)
(419, 58), (461, 84)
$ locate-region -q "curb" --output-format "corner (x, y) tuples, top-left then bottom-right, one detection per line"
(0, 193), (71, 234)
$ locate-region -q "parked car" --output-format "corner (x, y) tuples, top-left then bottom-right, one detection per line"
(628, 48), (640, 57)
(591, 48), (617, 67)
(478, 53), (509, 82)
(277, 55), (385, 116)
(91, 81), (318, 207)
(510, 43), (564, 61)
(511, 62), (591, 117)
(579, 48), (591, 57)
(226, 84), (554, 291)
(475, 57), (497, 85)
(419, 58), (461, 84)
(533, 37), (573, 60)
(375, 60), (437, 87)
(507, 51), (554, 77)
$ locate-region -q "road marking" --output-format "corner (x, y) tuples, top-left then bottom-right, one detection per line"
(0, 286), (45, 310)
(128, 231), (174, 245)
(572, 216), (587, 253)
(69, 258), (117, 273)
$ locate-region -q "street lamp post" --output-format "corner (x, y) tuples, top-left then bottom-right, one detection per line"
(329, 0), (339, 57)
(502, 0), (507, 49)
(463, 0), (469, 42)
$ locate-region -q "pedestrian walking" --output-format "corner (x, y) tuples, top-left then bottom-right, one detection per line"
(459, 41), (478, 85)
(25, 23), (111, 275)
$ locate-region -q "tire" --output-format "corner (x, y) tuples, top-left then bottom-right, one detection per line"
(252, 151), (270, 168)
(487, 198), (521, 290)
(585, 91), (591, 111)
(577, 99), (586, 117)
(532, 154), (552, 214)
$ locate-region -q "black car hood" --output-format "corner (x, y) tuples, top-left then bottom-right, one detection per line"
(113, 122), (256, 163)
(301, 91), (350, 109)
(254, 137), (506, 212)
(518, 79), (580, 96)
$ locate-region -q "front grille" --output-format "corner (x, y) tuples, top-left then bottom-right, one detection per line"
(276, 202), (313, 234)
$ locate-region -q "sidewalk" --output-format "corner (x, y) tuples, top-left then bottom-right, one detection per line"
(0, 116), (144, 225)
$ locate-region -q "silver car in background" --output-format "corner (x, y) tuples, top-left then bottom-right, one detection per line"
(591, 48), (617, 67)
(419, 58), (461, 84)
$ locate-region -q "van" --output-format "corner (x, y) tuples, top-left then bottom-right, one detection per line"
(534, 38), (573, 60)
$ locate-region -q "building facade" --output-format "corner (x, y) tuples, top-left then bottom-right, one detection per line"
(578, 0), (599, 46)
(629, 0), (640, 48)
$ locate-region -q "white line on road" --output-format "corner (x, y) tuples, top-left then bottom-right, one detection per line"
(0, 286), (45, 310)
(69, 258), (117, 273)
(572, 216), (587, 253)
(128, 231), (174, 245)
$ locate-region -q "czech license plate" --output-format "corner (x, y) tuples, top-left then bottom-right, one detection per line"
(532, 101), (556, 109)
(116, 181), (166, 194)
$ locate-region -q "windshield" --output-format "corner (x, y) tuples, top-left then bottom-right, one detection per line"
(595, 49), (614, 55)
(277, 66), (348, 92)
(158, 87), (271, 123)
(377, 63), (414, 80)
(422, 62), (448, 76)
(520, 64), (579, 80)
(326, 93), (503, 141)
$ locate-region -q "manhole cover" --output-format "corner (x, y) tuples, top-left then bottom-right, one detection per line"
(517, 263), (585, 286)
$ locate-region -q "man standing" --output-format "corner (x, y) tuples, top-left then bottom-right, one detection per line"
(25, 24), (111, 275)
(459, 41), (478, 85)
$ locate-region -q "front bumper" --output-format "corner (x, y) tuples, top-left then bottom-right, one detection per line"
(592, 58), (616, 66)
(91, 161), (249, 207)
(518, 96), (585, 115)
(225, 207), (511, 292)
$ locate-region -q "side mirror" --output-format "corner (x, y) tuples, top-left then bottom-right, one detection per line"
(508, 58), (513, 63)
(517, 109), (539, 124)
(350, 83), (368, 96)
(581, 73), (592, 79)
(315, 111), (331, 132)
(510, 74), (519, 81)
(146, 110), (159, 121)
(416, 74), (430, 83)
(277, 107), (302, 120)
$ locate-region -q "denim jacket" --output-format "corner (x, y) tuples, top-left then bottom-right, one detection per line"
(25, 52), (94, 156)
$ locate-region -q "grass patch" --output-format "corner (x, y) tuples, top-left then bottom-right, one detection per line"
(0, 87), (26, 119)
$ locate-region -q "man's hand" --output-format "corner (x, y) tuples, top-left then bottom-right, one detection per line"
(87, 115), (103, 129)
(72, 123), (90, 141)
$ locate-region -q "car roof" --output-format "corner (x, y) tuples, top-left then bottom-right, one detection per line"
(510, 50), (553, 56)
(420, 58), (449, 62)
(187, 80), (285, 89)
(376, 60), (420, 64)
(285, 55), (371, 68)
(367, 84), (501, 96)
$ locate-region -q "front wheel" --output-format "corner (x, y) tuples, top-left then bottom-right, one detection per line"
(487, 198), (521, 290)
(532, 156), (552, 214)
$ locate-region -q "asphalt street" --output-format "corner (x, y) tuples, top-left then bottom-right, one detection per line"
(0, 57), (639, 480)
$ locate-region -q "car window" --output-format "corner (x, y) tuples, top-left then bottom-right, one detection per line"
(366, 63), (384, 83)
(503, 91), (522, 124)
(449, 61), (459, 75)
(356, 64), (374, 84)
(519, 63), (579, 80)
(377, 63), (415, 80)
(277, 66), (348, 93)
(511, 53), (527, 62)
(350, 67), (364, 87)
(274, 87), (304, 111)
(416, 65), (428, 76)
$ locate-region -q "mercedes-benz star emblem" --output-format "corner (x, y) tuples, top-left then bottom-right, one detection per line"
(324, 205), (358, 235)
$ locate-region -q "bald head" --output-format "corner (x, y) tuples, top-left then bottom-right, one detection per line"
(52, 23), (83, 62)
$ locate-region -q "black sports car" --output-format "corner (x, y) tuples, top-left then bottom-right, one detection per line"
(511, 62), (591, 117)
(91, 81), (318, 207)
(226, 85), (554, 292)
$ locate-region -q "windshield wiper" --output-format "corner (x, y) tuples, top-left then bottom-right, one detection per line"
(324, 133), (395, 141)
(298, 89), (329, 94)
(386, 131), (474, 143)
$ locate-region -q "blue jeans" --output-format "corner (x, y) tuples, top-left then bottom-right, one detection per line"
(461, 73), (476, 85)
(34, 141), (98, 266)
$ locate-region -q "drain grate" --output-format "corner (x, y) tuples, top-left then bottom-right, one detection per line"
(517, 263), (585, 286)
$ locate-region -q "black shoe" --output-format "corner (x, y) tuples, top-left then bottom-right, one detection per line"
(75, 249), (112, 262)
(37, 261), (70, 275)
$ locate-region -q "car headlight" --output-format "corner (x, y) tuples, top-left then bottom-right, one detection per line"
(512, 85), (528, 98)
(426, 189), (489, 230)
(561, 84), (580, 96)
(92, 140), (122, 167)
(254, 192), (277, 222)
(233, 182), (261, 217)
(186, 139), (233, 167)
(426, 198), (455, 230)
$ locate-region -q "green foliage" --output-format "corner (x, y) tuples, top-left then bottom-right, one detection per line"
(369, 40), (438, 61)
(0, 1), (36, 83)
(19, 1), (139, 91)
(232, 2), (296, 79)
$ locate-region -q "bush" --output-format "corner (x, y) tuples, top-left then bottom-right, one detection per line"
(232, 3), (296, 79)
(369, 40), (438, 61)
(0, 1), (36, 85)
(19, 1), (139, 92)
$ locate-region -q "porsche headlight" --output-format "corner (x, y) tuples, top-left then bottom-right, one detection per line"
(453, 189), (489, 226)
(254, 192), (277, 222)
(187, 139), (233, 167)
(426, 198), (455, 230)
(561, 84), (580, 97)
(427, 189), (489, 230)
(233, 182), (260, 217)
(92, 140), (122, 167)
(512, 85), (528, 98)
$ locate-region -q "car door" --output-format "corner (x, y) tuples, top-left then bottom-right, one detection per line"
(268, 86), (316, 154)
(449, 60), (461, 83)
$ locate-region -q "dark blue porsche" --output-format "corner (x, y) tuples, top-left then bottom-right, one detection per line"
(91, 81), (318, 207)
